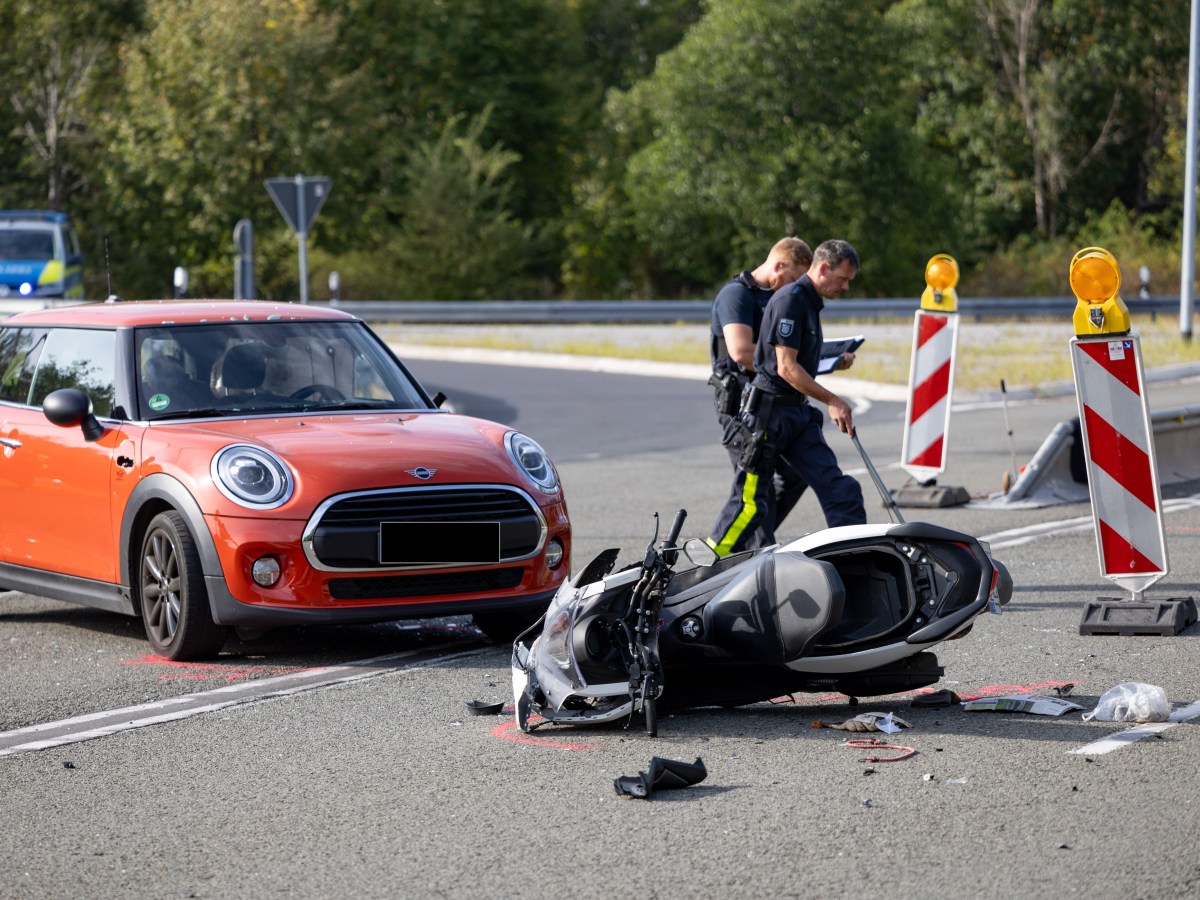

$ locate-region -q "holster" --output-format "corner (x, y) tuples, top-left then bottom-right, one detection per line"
(734, 387), (774, 471)
(738, 426), (775, 474)
(722, 383), (770, 449)
(708, 368), (743, 417)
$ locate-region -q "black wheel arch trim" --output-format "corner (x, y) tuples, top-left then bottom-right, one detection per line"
(120, 473), (224, 595)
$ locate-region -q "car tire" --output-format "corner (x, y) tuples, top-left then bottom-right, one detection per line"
(138, 511), (229, 660)
(473, 606), (545, 643)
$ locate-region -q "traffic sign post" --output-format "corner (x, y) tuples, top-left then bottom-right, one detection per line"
(894, 254), (969, 509)
(265, 175), (331, 303)
(1068, 247), (1197, 635)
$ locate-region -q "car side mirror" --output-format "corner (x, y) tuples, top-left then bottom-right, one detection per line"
(43, 388), (106, 442)
(432, 391), (447, 408)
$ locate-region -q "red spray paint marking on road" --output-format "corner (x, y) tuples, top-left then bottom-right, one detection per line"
(122, 654), (310, 683)
(491, 718), (593, 751)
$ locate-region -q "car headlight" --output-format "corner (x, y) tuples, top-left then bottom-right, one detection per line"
(505, 432), (559, 492)
(211, 444), (293, 509)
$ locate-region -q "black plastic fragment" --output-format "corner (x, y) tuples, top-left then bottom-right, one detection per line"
(614, 756), (707, 799)
(465, 699), (505, 715)
(911, 689), (962, 708)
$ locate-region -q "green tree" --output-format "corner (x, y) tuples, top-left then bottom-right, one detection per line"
(330, 0), (589, 257)
(559, 0), (703, 298)
(898, 0), (1190, 246)
(94, 0), (359, 299)
(595, 0), (960, 297)
(382, 112), (535, 300)
(0, 1), (143, 216)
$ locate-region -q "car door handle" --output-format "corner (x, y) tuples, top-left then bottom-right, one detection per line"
(0, 437), (21, 450)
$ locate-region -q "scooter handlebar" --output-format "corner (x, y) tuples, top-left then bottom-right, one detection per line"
(665, 509), (687, 547)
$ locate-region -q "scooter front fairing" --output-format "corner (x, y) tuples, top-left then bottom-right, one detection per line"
(512, 559), (644, 731)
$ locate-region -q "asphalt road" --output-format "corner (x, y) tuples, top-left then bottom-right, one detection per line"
(2, 358), (1199, 899)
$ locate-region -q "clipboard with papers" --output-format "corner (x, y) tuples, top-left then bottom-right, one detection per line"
(817, 335), (865, 374)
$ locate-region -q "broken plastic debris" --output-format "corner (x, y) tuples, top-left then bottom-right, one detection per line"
(825, 712), (910, 733)
(465, 699), (505, 715)
(614, 756), (707, 799)
(912, 689), (961, 708)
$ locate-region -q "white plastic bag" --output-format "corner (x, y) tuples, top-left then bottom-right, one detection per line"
(1082, 682), (1171, 723)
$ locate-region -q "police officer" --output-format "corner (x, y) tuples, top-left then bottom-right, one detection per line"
(709, 237), (812, 549)
(708, 239), (866, 556)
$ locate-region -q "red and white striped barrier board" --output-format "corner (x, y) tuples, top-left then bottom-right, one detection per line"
(900, 309), (959, 482)
(1070, 335), (1168, 595)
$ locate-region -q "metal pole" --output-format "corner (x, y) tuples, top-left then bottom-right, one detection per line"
(295, 175), (309, 304)
(1181, 0), (1199, 341)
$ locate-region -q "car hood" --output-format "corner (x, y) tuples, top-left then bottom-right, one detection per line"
(145, 412), (544, 514)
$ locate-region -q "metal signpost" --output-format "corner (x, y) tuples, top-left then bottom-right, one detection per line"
(265, 175), (331, 304)
(233, 218), (255, 300)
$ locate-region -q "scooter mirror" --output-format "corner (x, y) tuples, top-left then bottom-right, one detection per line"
(682, 537), (719, 567)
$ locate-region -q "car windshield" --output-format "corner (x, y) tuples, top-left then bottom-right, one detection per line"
(135, 320), (432, 420)
(0, 229), (55, 261)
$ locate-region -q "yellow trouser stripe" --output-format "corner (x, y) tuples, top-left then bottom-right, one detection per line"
(711, 471), (760, 556)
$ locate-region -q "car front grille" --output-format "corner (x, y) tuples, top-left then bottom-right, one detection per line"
(328, 567), (526, 601)
(303, 485), (545, 571)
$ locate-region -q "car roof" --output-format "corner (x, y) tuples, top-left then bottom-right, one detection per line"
(0, 210), (68, 224)
(1, 299), (360, 328)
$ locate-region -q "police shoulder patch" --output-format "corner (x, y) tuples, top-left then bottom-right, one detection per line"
(778, 318), (795, 338)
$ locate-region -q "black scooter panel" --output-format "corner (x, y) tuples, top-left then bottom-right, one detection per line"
(702, 550), (845, 665)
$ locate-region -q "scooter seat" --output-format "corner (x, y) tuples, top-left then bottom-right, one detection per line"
(702, 549), (845, 665)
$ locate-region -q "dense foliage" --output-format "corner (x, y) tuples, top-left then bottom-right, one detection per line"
(0, 0), (1189, 300)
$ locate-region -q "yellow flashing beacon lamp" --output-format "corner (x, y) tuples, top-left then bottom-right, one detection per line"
(1070, 246), (1130, 336)
(920, 253), (959, 312)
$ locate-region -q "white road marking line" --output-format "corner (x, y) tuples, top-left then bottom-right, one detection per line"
(0, 643), (487, 758)
(981, 494), (1200, 549)
(1069, 701), (1200, 756)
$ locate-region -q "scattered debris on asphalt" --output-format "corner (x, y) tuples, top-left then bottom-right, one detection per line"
(816, 712), (910, 733)
(912, 689), (961, 708)
(1082, 682), (1171, 723)
(962, 695), (1083, 716)
(844, 738), (917, 762)
(465, 699), (505, 715)
(614, 756), (707, 799)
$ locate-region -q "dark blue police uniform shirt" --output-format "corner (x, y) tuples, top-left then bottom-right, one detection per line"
(752, 274), (824, 396)
(710, 272), (773, 368)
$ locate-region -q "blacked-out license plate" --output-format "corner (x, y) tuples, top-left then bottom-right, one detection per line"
(378, 521), (500, 565)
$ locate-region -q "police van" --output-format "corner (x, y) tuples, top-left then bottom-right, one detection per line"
(0, 210), (84, 301)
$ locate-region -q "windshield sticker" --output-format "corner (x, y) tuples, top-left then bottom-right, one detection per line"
(149, 393), (170, 410)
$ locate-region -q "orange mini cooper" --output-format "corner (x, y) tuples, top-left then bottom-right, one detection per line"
(0, 300), (570, 659)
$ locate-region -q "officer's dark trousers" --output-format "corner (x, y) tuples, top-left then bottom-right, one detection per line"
(709, 403), (865, 556)
(716, 404), (808, 550)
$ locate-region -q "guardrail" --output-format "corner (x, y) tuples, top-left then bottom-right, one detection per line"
(314, 296), (1183, 323)
(2, 295), (1183, 323)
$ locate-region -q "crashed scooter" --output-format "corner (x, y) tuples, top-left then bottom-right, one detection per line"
(511, 509), (1012, 736)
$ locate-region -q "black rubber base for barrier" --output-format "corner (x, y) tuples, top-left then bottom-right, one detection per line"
(1079, 595), (1198, 636)
(892, 484), (971, 508)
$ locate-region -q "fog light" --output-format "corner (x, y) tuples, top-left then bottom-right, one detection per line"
(251, 556), (282, 587)
(545, 538), (564, 570)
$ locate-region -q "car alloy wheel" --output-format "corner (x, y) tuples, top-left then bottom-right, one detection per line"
(138, 511), (228, 660)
